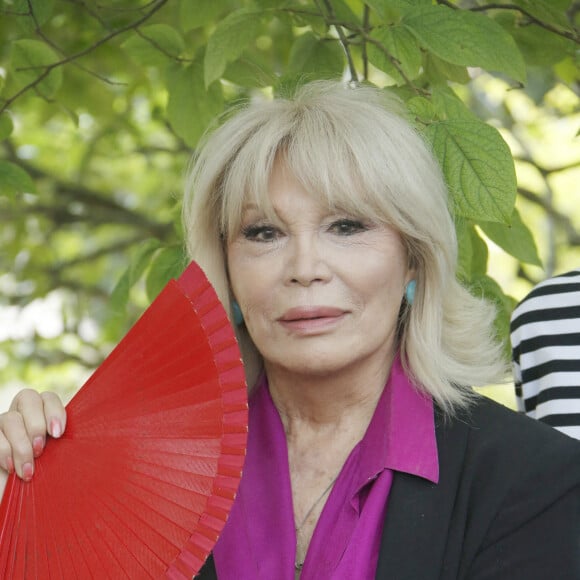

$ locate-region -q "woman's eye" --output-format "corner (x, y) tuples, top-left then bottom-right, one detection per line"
(328, 218), (367, 236)
(241, 224), (281, 242)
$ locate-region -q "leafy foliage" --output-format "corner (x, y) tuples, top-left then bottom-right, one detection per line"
(1, 0), (579, 392)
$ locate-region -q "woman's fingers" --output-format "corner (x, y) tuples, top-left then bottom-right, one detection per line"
(0, 388), (67, 482)
(40, 391), (66, 439)
(11, 388), (49, 456)
(0, 430), (15, 474)
(0, 408), (36, 481)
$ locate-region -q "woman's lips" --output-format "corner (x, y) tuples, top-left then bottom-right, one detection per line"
(278, 307), (347, 333)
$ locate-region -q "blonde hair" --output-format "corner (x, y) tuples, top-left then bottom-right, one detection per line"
(183, 80), (508, 414)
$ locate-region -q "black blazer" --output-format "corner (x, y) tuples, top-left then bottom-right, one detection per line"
(196, 396), (580, 579)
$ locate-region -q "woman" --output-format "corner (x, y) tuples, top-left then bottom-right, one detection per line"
(1, 82), (579, 579)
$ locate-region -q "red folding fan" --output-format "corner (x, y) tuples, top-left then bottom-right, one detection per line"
(0, 261), (248, 579)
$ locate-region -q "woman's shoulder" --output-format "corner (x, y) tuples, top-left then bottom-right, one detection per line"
(436, 394), (580, 513)
(432, 396), (580, 578)
(438, 394), (580, 465)
(454, 394), (578, 450)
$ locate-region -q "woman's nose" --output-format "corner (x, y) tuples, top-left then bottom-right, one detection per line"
(286, 234), (331, 286)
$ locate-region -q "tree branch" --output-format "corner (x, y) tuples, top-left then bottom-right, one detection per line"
(25, 0), (124, 87)
(361, 4), (370, 81)
(518, 187), (580, 246)
(0, 0), (170, 114)
(51, 242), (145, 278)
(319, 0), (359, 84)
(514, 156), (580, 176)
(362, 35), (428, 95)
(2, 142), (174, 238)
(134, 27), (192, 63)
(469, 3), (579, 44)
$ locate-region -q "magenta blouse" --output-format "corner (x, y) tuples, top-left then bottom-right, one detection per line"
(213, 355), (439, 578)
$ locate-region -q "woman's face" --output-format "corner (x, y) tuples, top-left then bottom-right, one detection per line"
(226, 162), (414, 379)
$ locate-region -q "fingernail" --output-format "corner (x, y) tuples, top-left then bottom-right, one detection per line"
(22, 462), (34, 482)
(6, 456), (14, 474)
(33, 436), (44, 457)
(50, 419), (62, 439)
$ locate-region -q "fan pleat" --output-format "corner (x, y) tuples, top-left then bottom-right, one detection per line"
(103, 477), (203, 538)
(82, 488), (176, 576)
(0, 478), (15, 575)
(33, 464), (77, 578)
(0, 262), (248, 578)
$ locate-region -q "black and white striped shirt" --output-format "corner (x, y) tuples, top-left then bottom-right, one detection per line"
(510, 269), (580, 439)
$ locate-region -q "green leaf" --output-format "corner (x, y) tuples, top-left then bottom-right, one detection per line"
(109, 270), (133, 315)
(403, 5), (526, 83)
(364, 0), (396, 22)
(455, 219), (473, 282)
(469, 274), (516, 358)
(288, 32), (345, 77)
(256, 0), (293, 6)
(0, 114), (14, 140)
(204, 8), (263, 87)
(166, 57), (224, 148)
(0, 160), (35, 196)
(469, 225), (489, 277)
(366, 0), (431, 21)
(281, 2), (327, 34)
(554, 56), (579, 86)
(10, 39), (63, 98)
(367, 25), (422, 83)
(146, 246), (187, 301)
(478, 208), (542, 266)
(430, 86), (477, 121)
(423, 120), (516, 224)
(224, 55), (278, 88)
(121, 24), (185, 67)
(331, 0), (361, 25)
(109, 239), (162, 314)
(513, 0), (571, 29)
(179, 0), (229, 30)
(424, 53), (470, 85)
(406, 96), (438, 124)
(134, 239), (164, 278)
(500, 14), (574, 67)
(456, 220), (489, 282)
(12, 0), (54, 31)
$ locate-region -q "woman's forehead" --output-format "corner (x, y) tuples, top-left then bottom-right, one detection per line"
(239, 177), (354, 218)
(222, 152), (399, 235)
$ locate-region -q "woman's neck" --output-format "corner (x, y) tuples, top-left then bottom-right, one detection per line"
(264, 351), (395, 433)
(265, 352), (396, 573)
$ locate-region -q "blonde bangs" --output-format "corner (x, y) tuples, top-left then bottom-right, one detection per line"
(217, 100), (406, 240)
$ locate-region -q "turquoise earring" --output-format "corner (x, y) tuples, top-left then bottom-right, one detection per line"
(405, 280), (416, 305)
(232, 300), (244, 326)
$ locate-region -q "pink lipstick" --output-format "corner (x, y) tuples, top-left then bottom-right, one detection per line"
(278, 306), (347, 333)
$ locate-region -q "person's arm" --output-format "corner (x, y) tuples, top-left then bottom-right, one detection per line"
(0, 388), (66, 496)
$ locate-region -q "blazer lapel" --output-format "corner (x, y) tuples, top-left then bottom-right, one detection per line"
(375, 410), (469, 580)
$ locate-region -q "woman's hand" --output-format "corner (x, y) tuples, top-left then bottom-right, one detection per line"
(0, 389), (66, 489)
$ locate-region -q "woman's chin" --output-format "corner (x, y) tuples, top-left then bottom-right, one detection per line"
(265, 348), (360, 379)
